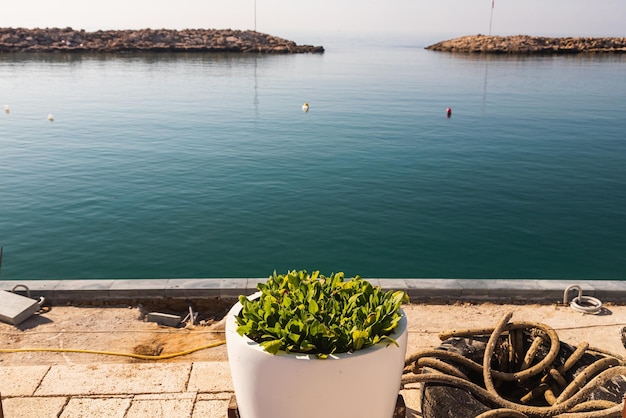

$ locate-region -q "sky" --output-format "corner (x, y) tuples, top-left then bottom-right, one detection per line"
(1, 0), (625, 41)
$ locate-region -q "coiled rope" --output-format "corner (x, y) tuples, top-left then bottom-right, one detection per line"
(402, 312), (626, 418)
(563, 285), (603, 315)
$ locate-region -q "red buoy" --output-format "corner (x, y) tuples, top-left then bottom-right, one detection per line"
(446, 107), (452, 118)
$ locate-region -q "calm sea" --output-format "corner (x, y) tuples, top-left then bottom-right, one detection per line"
(1, 36), (625, 281)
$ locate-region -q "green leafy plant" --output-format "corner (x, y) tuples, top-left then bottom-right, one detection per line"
(235, 270), (409, 358)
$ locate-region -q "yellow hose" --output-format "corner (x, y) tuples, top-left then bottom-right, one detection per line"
(0, 340), (226, 360)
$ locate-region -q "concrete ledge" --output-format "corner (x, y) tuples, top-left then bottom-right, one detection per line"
(110, 279), (169, 299)
(53, 279), (116, 300)
(1, 278), (625, 303)
(165, 278), (222, 298)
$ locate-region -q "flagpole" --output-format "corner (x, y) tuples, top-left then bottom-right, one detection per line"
(489, 0), (494, 35)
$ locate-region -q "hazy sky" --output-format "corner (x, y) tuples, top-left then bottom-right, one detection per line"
(1, 0), (624, 39)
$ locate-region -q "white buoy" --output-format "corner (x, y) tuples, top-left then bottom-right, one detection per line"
(47, 114), (54, 122)
(302, 102), (309, 113)
(4, 105), (9, 114)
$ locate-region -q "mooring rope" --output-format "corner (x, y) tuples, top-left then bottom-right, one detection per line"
(402, 312), (626, 418)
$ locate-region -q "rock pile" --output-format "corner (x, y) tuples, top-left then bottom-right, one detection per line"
(426, 35), (626, 54)
(0, 27), (324, 54)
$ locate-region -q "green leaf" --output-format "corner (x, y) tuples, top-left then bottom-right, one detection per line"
(236, 322), (253, 337)
(299, 340), (317, 352)
(308, 298), (319, 315)
(260, 339), (283, 355)
(363, 312), (377, 327)
(352, 329), (369, 351)
(379, 335), (399, 347)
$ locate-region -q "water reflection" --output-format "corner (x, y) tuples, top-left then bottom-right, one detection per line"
(253, 55), (259, 119)
(482, 59), (489, 115)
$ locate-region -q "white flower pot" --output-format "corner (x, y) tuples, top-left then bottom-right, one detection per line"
(225, 293), (408, 418)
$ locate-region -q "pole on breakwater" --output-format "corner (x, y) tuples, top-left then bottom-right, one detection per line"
(489, 0), (495, 36)
(254, 0), (257, 31)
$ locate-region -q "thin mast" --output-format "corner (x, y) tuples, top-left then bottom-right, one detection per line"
(489, 0), (494, 35)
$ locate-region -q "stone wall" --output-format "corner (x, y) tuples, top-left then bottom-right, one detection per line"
(0, 27), (324, 54)
(426, 35), (626, 54)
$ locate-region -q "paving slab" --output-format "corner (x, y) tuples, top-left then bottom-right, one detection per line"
(35, 363), (192, 396)
(192, 394), (230, 418)
(187, 361), (233, 392)
(126, 392), (196, 417)
(146, 312), (182, 327)
(401, 384), (422, 418)
(195, 392), (232, 401)
(59, 397), (132, 418)
(0, 365), (50, 396)
(0, 290), (41, 325)
(1, 396), (67, 418)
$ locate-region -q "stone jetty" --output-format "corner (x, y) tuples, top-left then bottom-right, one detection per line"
(426, 35), (626, 54)
(0, 27), (324, 54)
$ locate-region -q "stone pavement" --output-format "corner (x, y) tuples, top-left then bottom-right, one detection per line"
(0, 360), (430, 418)
(1, 278), (625, 417)
(0, 361), (234, 418)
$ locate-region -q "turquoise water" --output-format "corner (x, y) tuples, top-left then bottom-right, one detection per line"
(1, 38), (626, 280)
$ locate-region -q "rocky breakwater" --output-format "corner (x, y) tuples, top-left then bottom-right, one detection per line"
(426, 35), (626, 54)
(0, 27), (324, 53)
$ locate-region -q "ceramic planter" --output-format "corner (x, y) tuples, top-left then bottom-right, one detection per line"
(226, 293), (408, 418)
